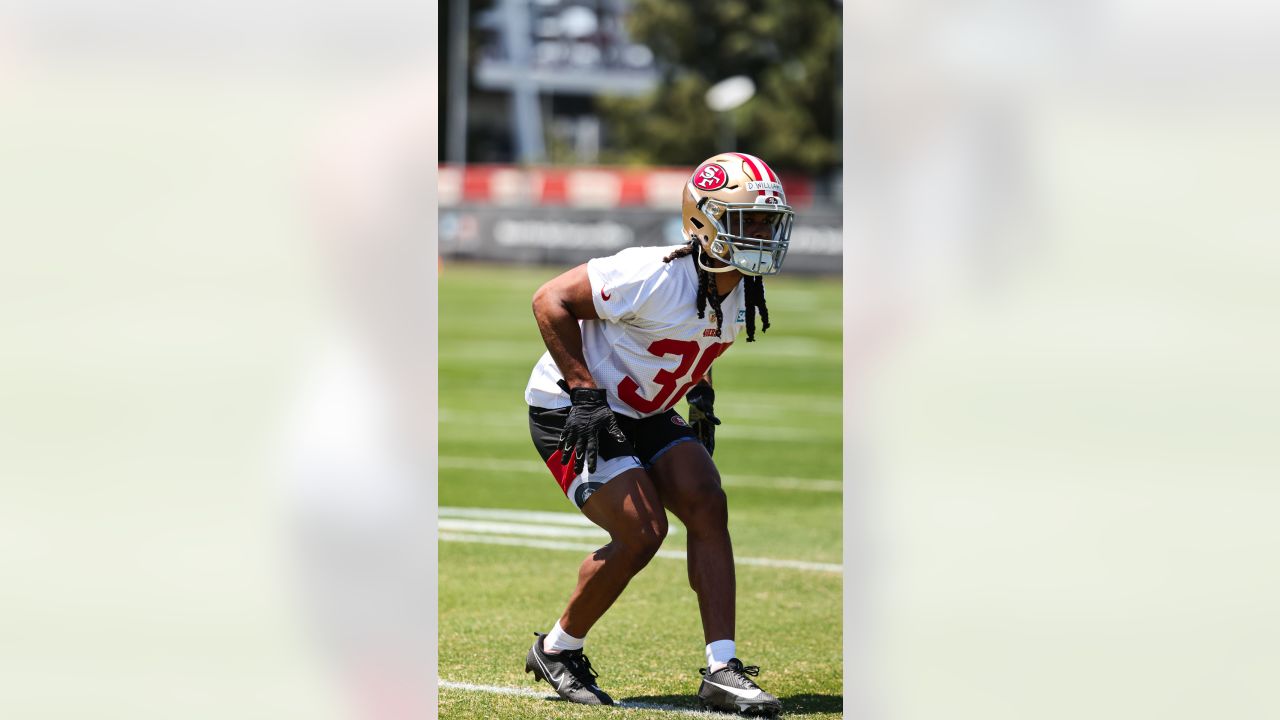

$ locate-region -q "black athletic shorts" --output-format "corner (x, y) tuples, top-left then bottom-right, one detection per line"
(528, 405), (698, 510)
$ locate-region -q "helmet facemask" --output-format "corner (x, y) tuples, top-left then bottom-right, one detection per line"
(696, 198), (794, 277)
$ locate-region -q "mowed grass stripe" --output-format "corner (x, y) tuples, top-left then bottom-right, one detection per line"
(438, 413), (838, 442)
(440, 408), (842, 428)
(440, 532), (843, 574)
(440, 338), (842, 356)
(439, 455), (842, 493)
(440, 413), (839, 442)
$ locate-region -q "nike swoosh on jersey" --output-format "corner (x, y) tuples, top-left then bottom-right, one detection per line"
(600, 288), (612, 301)
(703, 679), (762, 699)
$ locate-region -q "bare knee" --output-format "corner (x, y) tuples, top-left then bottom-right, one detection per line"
(634, 514), (669, 561)
(682, 485), (729, 537)
(612, 515), (668, 571)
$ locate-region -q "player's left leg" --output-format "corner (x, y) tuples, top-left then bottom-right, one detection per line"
(648, 441), (782, 717)
(648, 441), (735, 643)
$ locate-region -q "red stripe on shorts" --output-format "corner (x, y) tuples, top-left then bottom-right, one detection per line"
(545, 449), (578, 494)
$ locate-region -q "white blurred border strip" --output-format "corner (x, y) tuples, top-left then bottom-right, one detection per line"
(440, 532), (842, 574)
(439, 456), (842, 493)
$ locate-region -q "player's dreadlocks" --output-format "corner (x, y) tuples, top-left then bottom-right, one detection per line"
(663, 243), (771, 342)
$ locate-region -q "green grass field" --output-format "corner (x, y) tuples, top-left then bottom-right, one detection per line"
(438, 262), (844, 719)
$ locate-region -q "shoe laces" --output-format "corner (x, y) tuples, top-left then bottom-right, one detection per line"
(701, 659), (762, 689)
(561, 650), (601, 688)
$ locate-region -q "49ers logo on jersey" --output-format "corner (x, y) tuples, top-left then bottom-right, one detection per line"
(692, 162), (728, 191)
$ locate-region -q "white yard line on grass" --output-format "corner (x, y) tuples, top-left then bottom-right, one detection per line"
(440, 505), (600, 526)
(439, 456), (841, 493)
(439, 680), (549, 699)
(440, 507), (679, 536)
(439, 518), (609, 539)
(438, 680), (728, 717)
(440, 532), (842, 574)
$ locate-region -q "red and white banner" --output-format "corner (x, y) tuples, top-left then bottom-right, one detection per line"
(438, 164), (815, 209)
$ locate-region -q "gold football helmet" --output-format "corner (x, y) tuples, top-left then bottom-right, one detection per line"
(681, 152), (795, 276)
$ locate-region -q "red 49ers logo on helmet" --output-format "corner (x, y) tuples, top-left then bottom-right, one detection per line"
(692, 162), (728, 191)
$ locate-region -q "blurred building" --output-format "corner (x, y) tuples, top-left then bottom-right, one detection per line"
(439, 0), (844, 274)
(443, 0), (658, 165)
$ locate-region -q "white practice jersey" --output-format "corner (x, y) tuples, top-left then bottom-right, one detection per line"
(525, 245), (746, 419)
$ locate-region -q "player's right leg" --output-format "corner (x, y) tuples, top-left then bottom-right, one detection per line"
(525, 407), (669, 705)
(524, 468), (668, 706)
(561, 466), (668, 636)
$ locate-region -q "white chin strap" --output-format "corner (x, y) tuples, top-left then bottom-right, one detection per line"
(734, 249), (775, 275)
(694, 242), (742, 274)
(697, 242), (773, 276)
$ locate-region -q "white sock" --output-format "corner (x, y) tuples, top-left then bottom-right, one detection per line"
(706, 639), (736, 672)
(543, 620), (585, 654)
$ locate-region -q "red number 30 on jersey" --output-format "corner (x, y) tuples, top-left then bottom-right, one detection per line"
(617, 340), (731, 414)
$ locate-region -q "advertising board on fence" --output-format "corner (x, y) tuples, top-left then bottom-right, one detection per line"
(440, 206), (842, 274)
(438, 165), (842, 274)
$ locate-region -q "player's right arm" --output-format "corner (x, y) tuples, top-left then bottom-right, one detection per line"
(532, 263), (601, 390)
(533, 264), (627, 475)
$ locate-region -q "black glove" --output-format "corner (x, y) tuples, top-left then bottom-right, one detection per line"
(557, 381), (627, 475)
(685, 382), (721, 456)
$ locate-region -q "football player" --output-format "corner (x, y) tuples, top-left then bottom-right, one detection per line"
(523, 153), (793, 716)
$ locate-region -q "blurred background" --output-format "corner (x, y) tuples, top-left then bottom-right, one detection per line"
(0, 0), (1277, 719)
(437, 0), (843, 272)
(843, 3), (1280, 720)
(0, 1), (437, 719)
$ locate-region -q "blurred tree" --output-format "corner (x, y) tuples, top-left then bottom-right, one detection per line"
(599, 0), (841, 173)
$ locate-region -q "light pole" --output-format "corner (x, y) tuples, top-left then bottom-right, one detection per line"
(446, 0), (470, 165)
(705, 76), (756, 150)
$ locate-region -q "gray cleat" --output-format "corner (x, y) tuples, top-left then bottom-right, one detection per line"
(698, 658), (783, 717)
(524, 632), (614, 706)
